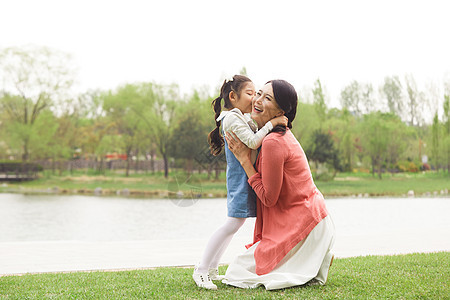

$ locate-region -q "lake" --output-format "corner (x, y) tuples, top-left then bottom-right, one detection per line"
(0, 193), (449, 274)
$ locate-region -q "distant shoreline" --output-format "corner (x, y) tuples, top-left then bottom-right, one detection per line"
(1, 171), (448, 199)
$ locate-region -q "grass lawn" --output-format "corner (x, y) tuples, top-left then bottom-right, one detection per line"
(317, 171), (450, 197)
(0, 170), (448, 198)
(0, 252), (448, 299)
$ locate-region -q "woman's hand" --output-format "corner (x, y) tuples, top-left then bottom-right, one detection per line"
(225, 131), (252, 165)
(225, 131), (257, 178)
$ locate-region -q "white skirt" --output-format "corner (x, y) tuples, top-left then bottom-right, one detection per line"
(222, 215), (336, 290)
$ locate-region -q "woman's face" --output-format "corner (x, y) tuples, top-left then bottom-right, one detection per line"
(232, 82), (255, 114)
(251, 83), (284, 128)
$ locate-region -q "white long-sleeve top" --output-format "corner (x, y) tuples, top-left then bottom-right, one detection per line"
(216, 108), (274, 150)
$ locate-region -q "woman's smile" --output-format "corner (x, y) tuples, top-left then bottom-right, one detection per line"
(250, 83), (283, 128)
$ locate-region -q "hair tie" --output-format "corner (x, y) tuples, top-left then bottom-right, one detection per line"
(225, 76), (234, 83)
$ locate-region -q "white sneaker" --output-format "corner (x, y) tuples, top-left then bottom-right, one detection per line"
(192, 267), (217, 290)
(208, 268), (224, 281)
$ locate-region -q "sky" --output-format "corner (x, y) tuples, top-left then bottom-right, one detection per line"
(1, 0), (450, 109)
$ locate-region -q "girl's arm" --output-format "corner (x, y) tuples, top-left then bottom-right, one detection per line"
(223, 113), (273, 150)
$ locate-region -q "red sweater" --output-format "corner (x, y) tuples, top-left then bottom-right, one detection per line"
(247, 129), (328, 275)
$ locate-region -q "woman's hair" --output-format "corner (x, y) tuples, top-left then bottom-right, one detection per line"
(208, 74), (252, 155)
(267, 79), (298, 135)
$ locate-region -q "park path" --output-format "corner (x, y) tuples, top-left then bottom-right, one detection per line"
(1, 219), (449, 276)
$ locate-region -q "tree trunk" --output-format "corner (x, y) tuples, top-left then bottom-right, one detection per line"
(134, 149), (139, 174)
(207, 164), (212, 180)
(126, 157), (130, 177)
(125, 147), (132, 177)
(215, 164), (221, 180)
(52, 155), (56, 175)
(58, 160), (63, 176)
(99, 157), (104, 174)
(150, 149), (155, 174)
(186, 158), (193, 175)
(163, 153), (169, 178)
(22, 140), (29, 162)
(371, 157), (375, 177)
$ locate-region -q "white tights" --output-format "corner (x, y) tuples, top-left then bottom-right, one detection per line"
(197, 217), (246, 272)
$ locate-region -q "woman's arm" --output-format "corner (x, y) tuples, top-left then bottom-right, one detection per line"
(226, 132), (284, 207)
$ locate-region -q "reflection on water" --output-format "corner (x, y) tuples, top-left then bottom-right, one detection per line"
(0, 193), (449, 243)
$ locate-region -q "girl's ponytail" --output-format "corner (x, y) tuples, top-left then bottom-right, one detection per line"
(208, 95), (224, 156)
(207, 75), (252, 155)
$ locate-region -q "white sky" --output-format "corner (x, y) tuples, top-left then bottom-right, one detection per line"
(1, 0), (450, 108)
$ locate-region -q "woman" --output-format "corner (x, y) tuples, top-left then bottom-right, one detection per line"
(222, 80), (336, 290)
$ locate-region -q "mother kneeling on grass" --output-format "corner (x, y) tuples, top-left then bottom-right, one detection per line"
(223, 79), (336, 290)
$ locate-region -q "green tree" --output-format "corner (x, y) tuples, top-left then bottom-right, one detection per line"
(0, 46), (75, 161)
(312, 79), (327, 125)
(384, 114), (412, 173)
(102, 84), (146, 177)
(306, 129), (341, 179)
(443, 95), (450, 172)
(404, 74), (426, 126)
(325, 108), (356, 172)
(340, 81), (376, 116)
(431, 112), (441, 171)
(131, 83), (179, 178)
(380, 76), (403, 116)
(291, 102), (320, 153)
(168, 108), (209, 173)
(359, 112), (391, 179)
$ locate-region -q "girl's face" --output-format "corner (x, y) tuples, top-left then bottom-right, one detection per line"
(251, 83), (284, 128)
(231, 82), (255, 114)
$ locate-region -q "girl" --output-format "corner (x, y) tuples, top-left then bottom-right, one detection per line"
(192, 75), (287, 290)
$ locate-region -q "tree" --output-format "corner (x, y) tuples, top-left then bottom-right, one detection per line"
(380, 76), (403, 116)
(102, 84), (146, 177)
(431, 112), (441, 171)
(359, 112), (391, 179)
(132, 83), (179, 178)
(384, 114), (412, 173)
(306, 130), (341, 179)
(168, 107), (209, 173)
(443, 95), (450, 173)
(0, 45), (75, 161)
(239, 67), (248, 76)
(325, 108), (356, 172)
(404, 74), (425, 126)
(340, 80), (376, 116)
(312, 79), (327, 125)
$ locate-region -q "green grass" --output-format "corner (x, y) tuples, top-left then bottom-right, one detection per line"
(317, 171), (449, 197)
(1, 170), (448, 198)
(0, 252), (448, 299)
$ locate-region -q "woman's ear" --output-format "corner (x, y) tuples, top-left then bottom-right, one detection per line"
(276, 110), (285, 117)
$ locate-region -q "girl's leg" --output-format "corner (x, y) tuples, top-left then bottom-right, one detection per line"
(197, 217), (245, 272)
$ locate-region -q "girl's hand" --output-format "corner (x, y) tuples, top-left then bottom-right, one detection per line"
(270, 115), (288, 127)
(225, 131), (252, 164)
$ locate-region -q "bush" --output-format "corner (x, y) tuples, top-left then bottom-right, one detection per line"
(396, 160), (420, 173)
(421, 163), (431, 171)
